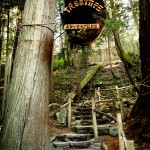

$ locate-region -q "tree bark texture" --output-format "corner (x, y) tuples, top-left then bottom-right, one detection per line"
(0, 1), (3, 121)
(130, 0), (150, 141)
(132, 1), (150, 116)
(6, 7), (10, 57)
(0, 0), (56, 149)
(74, 51), (81, 103)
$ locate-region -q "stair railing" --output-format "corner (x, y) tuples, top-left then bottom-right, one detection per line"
(117, 113), (135, 150)
(92, 97), (98, 139)
(49, 98), (72, 129)
(93, 85), (135, 149)
(95, 85), (133, 120)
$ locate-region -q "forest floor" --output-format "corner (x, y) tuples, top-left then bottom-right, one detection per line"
(50, 60), (150, 150)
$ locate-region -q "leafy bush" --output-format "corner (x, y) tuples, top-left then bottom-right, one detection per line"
(53, 59), (65, 70)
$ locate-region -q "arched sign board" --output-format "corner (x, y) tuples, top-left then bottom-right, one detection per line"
(62, 0), (107, 45)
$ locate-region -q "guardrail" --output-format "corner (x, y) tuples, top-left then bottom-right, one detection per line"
(49, 98), (72, 129)
(49, 84), (136, 149)
(95, 85), (134, 120)
(93, 85), (135, 149)
(117, 113), (135, 150)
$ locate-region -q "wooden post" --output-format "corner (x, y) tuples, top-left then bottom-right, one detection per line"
(98, 87), (101, 101)
(116, 86), (124, 121)
(126, 140), (135, 150)
(120, 99), (124, 121)
(92, 97), (98, 139)
(68, 98), (72, 129)
(112, 99), (115, 116)
(112, 87), (116, 116)
(95, 88), (97, 101)
(117, 113), (125, 150)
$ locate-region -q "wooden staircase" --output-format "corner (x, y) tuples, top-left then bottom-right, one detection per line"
(72, 106), (113, 136)
(52, 105), (109, 150)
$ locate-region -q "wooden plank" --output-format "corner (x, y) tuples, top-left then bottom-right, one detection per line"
(92, 98), (98, 139)
(64, 24), (100, 30)
(81, 64), (101, 89)
(98, 87), (101, 101)
(95, 99), (120, 103)
(65, 64), (101, 102)
(117, 113), (125, 150)
(116, 86), (124, 121)
(94, 109), (117, 121)
(73, 124), (113, 129)
(100, 85), (132, 91)
(68, 98), (72, 129)
(126, 140), (135, 150)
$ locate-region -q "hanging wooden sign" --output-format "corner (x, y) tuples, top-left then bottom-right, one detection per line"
(64, 23), (100, 30)
(62, 0), (107, 45)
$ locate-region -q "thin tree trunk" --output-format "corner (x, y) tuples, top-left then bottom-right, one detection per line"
(1, 9), (21, 122)
(107, 36), (117, 78)
(6, 7), (10, 57)
(66, 35), (70, 66)
(0, 0), (56, 149)
(129, 0), (150, 141)
(74, 50), (81, 103)
(131, 0), (150, 117)
(0, 1), (3, 80)
(110, 0), (139, 93)
(129, 0), (139, 30)
(113, 32), (139, 93)
(0, 0), (3, 121)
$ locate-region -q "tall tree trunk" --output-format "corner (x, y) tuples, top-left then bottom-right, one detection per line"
(110, 0), (139, 93)
(74, 50), (81, 103)
(49, 42), (54, 104)
(0, 3), (2, 78)
(0, 0), (56, 149)
(65, 35), (71, 66)
(130, 0), (150, 141)
(0, 0), (3, 121)
(107, 36), (117, 78)
(6, 7), (10, 58)
(1, 9), (21, 123)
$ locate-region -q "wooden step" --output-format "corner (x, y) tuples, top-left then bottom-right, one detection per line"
(76, 107), (92, 111)
(73, 110), (92, 116)
(53, 138), (95, 149)
(79, 118), (110, 125)
(72, 124), (113, 135)
(72, 124), (113, 129)
(75, 115), (92, 120)
(71, 118), (109, 126)
(56, 133), (94, 141)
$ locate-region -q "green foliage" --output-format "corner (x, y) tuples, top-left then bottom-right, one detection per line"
(105, 18), (125, 32)
(57, 0), (65, 9)
(111, 79), (119, 86)
(124, 49), (140, 66)
(79, 48), (90, 67)
(53, 59), (66, 70)
(123, 50), (134, 64)
(93, 76), (108, 85)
